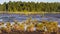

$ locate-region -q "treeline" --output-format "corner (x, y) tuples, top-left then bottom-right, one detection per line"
(0, 1), (60, 12)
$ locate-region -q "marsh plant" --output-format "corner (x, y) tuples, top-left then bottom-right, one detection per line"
(0, 18), (58, 34)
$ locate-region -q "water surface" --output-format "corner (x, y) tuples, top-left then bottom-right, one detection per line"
(0, 13), (60, 25)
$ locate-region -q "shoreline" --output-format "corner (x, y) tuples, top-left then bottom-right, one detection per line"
(0, 12), (60, 14)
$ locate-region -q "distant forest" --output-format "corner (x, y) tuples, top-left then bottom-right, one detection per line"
(0, 1), (60, 12)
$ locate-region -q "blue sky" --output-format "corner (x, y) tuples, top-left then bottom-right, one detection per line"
(0, 0), (60, 4)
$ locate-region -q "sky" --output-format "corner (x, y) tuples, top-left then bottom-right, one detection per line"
(0, 0), (60, 4)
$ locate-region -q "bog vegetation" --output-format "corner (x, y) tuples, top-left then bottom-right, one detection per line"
(0, 18), (58, 34)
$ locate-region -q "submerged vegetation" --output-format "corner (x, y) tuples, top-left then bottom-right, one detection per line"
(0, 18), (59, 34)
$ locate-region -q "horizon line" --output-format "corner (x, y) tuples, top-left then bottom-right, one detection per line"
(0, 1), (60, 4)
